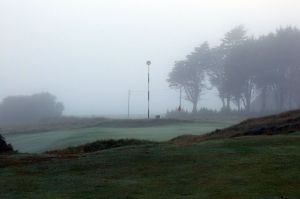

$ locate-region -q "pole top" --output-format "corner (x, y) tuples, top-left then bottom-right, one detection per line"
(146, 60), (151, 66)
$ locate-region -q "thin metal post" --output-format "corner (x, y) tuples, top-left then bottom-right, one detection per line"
(128, 90), (131, 118)
(179, 87), (182, 111)
(148, 65), (150, 119)
(146, 60), (151, 119)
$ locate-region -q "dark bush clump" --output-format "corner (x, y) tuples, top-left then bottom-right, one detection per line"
(0, 134), (13, 153)
(47, 139), (156, 154)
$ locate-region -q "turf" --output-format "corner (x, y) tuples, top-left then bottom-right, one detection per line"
(172, 109), (300, 144)
(5, 121), (230, 153)
(0, 135), (300, 199)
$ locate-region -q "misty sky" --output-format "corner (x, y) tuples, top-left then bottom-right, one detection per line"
(0, 0), (299, 117)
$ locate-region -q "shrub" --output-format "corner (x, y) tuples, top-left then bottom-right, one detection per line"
(47, 139), (156, 154)
(0, 134), (13, 153)
(0, 92), (64, 125)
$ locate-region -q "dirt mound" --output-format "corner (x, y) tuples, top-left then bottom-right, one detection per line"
(172, 110), (300, 144)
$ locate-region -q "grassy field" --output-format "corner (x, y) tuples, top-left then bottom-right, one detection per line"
(1, 134), (300, 199)
(5, 121), (231, 153)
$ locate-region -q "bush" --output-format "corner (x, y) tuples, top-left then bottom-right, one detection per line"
(0, 92), (64, 125)
(0, 134), (13, 153)
(165, 107), (279, 121)
(47, 139), (156, 154)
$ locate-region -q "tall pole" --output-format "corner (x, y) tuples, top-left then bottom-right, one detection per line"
(128, 90), (131, 118)
(146, 60), (151, 119)
(179, 87), (182, 111)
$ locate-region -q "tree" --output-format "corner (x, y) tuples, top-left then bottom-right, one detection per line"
(272, 27), (300, 110)
(168, 42), (210, 113)
(206, 47), (227, 109)
(254, 27), (300, 111)
(223, 39), (258, 112)
(0, 92), (64, 125)
(221, 25), (247, 52)
(168, 25), (300, 115)
(207, 25), (248, 111)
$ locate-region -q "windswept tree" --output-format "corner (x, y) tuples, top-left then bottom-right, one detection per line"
(207, 25), (248, 111)
(221, 25), (248, 52)
(253, 27), (300, 111)
(168, 42), (210, 113)
(221, 26), (300, 112)
(223, 38), (258, 112)
(206, 47), (227, 109)
(168, 25), (300, 115)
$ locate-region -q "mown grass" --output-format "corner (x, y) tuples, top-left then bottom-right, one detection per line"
(5, 121), (231, 153)
(1, 135), (300, 199)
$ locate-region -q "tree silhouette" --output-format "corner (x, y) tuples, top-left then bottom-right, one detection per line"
(0, 92), (64, 125)
(169, 26), (300, 114)
(168, 43), (210, 113)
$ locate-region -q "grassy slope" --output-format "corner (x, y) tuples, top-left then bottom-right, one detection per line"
(1, 134), (300, 199)
(172, 110), (300, 144)
(5, 121), (231, 153)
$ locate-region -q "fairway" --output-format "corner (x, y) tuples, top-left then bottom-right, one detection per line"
(5, 121), (231, 153)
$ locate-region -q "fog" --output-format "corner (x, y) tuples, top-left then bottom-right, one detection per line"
(0, 0), (299, 117)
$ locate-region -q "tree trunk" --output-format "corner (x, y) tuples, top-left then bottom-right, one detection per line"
(245, 91), (251, 113)
(261, 87), (267, 112)
(192, 101), (198, 113)
(226, 97), (231, 111)
(276, 90), (284, 111)
(245, 97), (251, 112)
(221, 97), (226, 110)
(237, 99), (241, 112)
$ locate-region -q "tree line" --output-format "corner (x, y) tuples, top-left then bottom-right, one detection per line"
(0, 92), (64, 125)
(168, 26), (300, 114)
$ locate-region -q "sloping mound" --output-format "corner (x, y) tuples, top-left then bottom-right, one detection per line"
(46, 139), (156, 155)
(0, 134), (13, 153)
(172, 110), (300, 144)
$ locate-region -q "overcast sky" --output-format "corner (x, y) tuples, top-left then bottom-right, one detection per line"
(0, 0), (299, 117)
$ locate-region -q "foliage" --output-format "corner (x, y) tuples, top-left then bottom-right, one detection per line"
(168, 26), (300, 114)
(168, 42), (210, 113)
(0, 134), (13, 153)
(165, 107), (274, 121)
(223, 38), (258, 111)
(0, 92), (64, 125)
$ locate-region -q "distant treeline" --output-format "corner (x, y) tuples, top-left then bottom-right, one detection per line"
(0, 92), (64, 125)
(168, 26), (300, 114)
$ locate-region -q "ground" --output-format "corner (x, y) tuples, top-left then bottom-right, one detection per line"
(1, 134), (300, 199)
(1, 116), (300, 199)
(4, 120), (232, 153)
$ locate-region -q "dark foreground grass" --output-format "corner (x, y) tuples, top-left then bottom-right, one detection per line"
(0, 135), (300, 199)
(46, 139), (156, 154)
